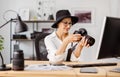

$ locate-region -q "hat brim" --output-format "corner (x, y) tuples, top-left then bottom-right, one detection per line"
(51, 16), (78, 28)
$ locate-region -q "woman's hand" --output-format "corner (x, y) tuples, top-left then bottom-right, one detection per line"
(73, 36), (89, 58)
(78, 36), (89, 47)
(63, 34), (82, 44)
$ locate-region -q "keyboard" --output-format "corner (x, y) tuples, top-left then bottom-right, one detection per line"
(67, 62), (117, 68)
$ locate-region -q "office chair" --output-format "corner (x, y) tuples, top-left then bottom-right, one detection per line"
(34, 32), (50, 60)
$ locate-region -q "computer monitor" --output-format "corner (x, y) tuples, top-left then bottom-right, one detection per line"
(98, 16), (120, 59)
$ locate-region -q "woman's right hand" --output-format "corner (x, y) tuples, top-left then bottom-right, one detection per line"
(63, 34), (82, 43)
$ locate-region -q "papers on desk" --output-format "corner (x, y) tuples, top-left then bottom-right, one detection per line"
(25, 64), (73, 71)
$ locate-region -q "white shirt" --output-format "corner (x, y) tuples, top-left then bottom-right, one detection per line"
(44, 31), (82, 64)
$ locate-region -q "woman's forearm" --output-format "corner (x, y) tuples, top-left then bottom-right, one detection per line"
(73, 44), (83, 58)
(55, 40), (69, 55)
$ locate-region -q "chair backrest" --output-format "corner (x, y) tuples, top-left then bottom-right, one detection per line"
(35, 32), (50, 60)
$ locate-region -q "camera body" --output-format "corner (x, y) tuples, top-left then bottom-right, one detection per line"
(74, 28), (95, 46)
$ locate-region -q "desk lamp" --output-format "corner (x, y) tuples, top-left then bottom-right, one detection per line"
(0, 10), (28, 71)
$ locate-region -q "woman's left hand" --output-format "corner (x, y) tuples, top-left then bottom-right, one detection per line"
(78, 36), (89, 47)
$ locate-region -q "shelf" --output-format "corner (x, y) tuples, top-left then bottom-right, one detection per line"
(11, 39), (34, 41)
(12, 19), (55, 23)
(10, 19), (54, 63)
(24, 20), (55, 23)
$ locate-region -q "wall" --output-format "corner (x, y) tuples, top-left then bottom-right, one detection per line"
(0, 0), (120, 64)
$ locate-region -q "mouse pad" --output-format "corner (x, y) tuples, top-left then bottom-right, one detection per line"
(80, 67), (98, 73)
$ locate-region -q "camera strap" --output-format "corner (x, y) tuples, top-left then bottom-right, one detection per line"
(66, 43), (78, 61)
(66, 47), (73, 61)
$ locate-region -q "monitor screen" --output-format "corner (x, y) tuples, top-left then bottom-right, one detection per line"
(98, 16), (120, 59)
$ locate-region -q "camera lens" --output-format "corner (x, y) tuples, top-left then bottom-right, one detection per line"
(85, 35), (95, 46)
(13, 50), (24, 71)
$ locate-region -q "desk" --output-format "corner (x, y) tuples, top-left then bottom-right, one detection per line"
(101, 63), (120, 77)
(0, 61), (119, 77)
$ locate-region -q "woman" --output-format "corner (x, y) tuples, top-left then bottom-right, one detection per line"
(44, 10), (89, 64)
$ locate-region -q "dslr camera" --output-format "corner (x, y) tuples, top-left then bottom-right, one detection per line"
(73, 28), (95, 46)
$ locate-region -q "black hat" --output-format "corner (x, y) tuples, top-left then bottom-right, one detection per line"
(51, 10), (78, 28)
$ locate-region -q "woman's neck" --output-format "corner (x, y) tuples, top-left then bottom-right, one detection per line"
(56, 30), (68, 41)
